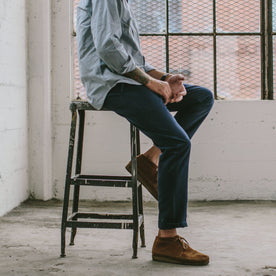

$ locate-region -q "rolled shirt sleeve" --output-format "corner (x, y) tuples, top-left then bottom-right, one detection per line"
(91, 0), (137, 74)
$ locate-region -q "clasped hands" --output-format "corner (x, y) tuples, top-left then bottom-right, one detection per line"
(166, 74), (187, 104)
(147, 74), (187, 105)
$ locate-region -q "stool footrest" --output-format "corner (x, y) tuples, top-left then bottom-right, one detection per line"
(69, 212), (134, 220)
(66, 212), (143, 229)
(71, 174), (140, 188)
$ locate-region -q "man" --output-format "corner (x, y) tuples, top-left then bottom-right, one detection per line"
(77, 0), (214, 265)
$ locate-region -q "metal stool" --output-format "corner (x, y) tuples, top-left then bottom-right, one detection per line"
(60, 101), (145, 258)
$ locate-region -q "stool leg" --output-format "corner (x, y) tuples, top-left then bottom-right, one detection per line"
(138, 184), (146, 247)
(131, 124), (139, 259)
(136, 129), (146, 247)
(70, 110), (85, 246)
(61, 109), (78, 257)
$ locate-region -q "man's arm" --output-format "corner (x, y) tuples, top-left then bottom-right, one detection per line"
(124, 67), (152, 86)
(146, 70), (187, 103)
(146, 69), (173, 82)
(91, 0), (136, 75)
(124, 67), (173, 104)
(124, 67), (187, 104)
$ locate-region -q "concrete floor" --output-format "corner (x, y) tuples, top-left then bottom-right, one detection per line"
(0, 200), (276, 276)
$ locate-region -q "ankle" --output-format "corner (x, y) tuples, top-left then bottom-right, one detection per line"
(158, 229), (177, 238)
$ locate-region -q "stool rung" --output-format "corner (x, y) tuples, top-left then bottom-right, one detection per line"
(71, 174), (140, 188)
(66, 214), (144, 229)
(67, 221), (133, 229)
(68, 212), (133, 220)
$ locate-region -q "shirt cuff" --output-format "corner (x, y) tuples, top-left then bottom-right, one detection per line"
(117, 55), (137, 75)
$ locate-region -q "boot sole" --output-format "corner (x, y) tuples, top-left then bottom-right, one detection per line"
(152, 255), (209, 266)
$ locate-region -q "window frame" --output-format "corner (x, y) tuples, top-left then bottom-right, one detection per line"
(137, 0), (273, 100)
(71, 0), (274, 100)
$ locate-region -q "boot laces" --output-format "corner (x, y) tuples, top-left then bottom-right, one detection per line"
(177, 236), (190, 249)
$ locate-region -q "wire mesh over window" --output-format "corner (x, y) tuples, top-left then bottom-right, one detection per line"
(73, 0), (86, 100)
(217, 36), (261, 99)
(216, 0), (260, 33)
(169, 36), (214, 92)
(169, 0), (213, 33)
(73, 0), (273, 100)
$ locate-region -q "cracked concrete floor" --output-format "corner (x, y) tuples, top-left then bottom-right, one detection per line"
(0, 200), (276, 276)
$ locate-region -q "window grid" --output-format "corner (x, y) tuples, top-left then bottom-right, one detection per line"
(72, 0), (274, 100)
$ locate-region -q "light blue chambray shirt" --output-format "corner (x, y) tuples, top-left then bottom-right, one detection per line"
(76, 0), (156, 110)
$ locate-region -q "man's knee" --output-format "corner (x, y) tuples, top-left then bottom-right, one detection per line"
(180, 137), (191, 152)
(161, 133), (191, 153)
(200, 87), (214, 107)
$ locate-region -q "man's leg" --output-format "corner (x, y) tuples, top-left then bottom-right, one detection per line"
(144, 84), (214, 167)
(168, 83), (214, 138)
(103, 83), (209, 265)
(103, 83), (191, 229)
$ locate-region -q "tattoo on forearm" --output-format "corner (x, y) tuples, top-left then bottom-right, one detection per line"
(124, 68), (150, 85)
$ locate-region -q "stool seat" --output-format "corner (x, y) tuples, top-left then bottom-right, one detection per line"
(70, 100), (109, 111)
(61, 100), (145, 259)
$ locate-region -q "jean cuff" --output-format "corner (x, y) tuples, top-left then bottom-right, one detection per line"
(158, 221), (188, 230)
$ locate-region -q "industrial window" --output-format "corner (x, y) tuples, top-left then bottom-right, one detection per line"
(72, 0), (274, 100)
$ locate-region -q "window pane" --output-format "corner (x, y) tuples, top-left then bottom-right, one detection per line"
(273, 36), (276, 96)
(216, 0), (260, 33)
(169, 0), (213, 33)
(73, 0), (265, 101)
(73, 0), (86, 100)
(169, 36), (214, 92)
(217, 36), (261, 99)
(273, 0), (276, 31)
(140, 36), (166, 71)
(73, 37), (86, 100)
(131, 0), (166, 34)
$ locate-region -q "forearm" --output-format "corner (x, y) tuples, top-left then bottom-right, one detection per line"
(147, 69), (173, 81)
(124, 67), (153, 85)
(123, 67), (172, 85)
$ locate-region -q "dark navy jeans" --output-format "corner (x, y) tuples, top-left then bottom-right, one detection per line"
(103, 83), (214, 229)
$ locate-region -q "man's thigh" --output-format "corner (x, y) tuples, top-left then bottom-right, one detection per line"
(103, 83), (189, 149)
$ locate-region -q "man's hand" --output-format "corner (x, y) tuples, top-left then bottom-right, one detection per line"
(124, 67), (179, 105)
(167, 74), (187, 103)
(146, 78), (173, 105)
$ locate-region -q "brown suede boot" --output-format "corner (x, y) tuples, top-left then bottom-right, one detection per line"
(152, 235), (209, 266)
(125, 154), (158, 200)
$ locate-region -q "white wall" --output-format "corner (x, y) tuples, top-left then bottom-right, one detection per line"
(0, 0), (29, 216)
(28, 0), (52, 200)
(189, 101), (276, 200)
(50, 0), (276, 202)
(52, 102), (276, 201)
(51, 0), (72, 199)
